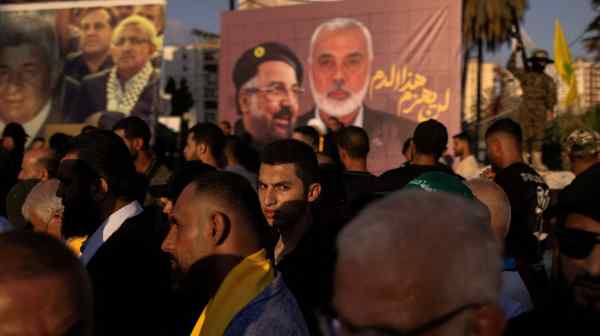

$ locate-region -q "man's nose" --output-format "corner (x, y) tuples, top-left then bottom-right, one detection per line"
(263, 189), (277, 207)
(161, 225), (176, 253)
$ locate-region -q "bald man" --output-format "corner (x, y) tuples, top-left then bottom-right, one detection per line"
(18, 148), (57, 181)
(0, 232), (92, 336)
(468, 179), (534, 319)
(334, 190), (505, 336)
(161, 171), (308, 335)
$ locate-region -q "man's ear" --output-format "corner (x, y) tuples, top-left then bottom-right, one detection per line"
(196, 143), (208, 158)
(307, 182), (322, 203)
(205, 211), (230, 246)
(92, 177), (110, 202)
(468, 304), (506, 336)
(40, 169), (49, 181)
(239, 91), (251, 115)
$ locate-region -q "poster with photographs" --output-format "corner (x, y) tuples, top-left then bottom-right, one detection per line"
(0, 0), (166, 142)
(220, 0), (462, 174)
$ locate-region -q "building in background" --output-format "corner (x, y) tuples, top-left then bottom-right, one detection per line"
(572, 58), (600, 112)
(162, 33), (219, 124)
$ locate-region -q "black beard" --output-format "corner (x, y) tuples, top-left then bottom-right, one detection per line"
(272, 199), (309, 232)
(61, 199), (103, 238)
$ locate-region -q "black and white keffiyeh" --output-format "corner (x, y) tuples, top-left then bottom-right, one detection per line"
(106, 62), (153, 114)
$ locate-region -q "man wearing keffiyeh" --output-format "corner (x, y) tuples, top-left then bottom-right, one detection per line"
(74, 15), (161, 123)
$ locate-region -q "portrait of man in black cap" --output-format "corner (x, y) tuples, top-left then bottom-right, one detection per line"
(232, 42), (304, 147)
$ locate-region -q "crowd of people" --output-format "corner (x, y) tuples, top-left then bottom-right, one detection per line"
(0, 112), (599, 336)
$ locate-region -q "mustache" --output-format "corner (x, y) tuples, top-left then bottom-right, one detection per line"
(273, 106), (293, 120)
(326, 81), (352, 95)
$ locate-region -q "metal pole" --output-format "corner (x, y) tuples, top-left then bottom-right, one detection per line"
(230, 0), (236, 10)
(475, 38), (483, 156)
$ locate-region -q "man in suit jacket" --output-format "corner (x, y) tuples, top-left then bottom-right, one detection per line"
(57, 130), (172, 335)
(0, 13), (80, 144)
(299, 17), (417, 175)
(73, 15), (160, 122)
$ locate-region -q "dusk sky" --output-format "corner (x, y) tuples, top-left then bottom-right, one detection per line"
(164, 0), (597, 63)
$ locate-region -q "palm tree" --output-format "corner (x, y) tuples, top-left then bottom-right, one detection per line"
(584, 0), (600, 60)
(462, 0), (528, 151)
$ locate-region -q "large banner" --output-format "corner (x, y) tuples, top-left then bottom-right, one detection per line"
(0, 0), (166, 142)
(220, 0), (462, 174)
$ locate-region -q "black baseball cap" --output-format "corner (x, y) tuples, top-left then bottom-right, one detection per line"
(149, 160), (216, 201)
(232, 42), (303, 91)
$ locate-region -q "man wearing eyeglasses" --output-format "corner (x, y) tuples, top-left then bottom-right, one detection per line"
(333, 190), (506, 336)
(74, 15), (160, 122)
(232, 42), (304, 147)
(64, 7), (116, 82)
(297, 17), (417, 175)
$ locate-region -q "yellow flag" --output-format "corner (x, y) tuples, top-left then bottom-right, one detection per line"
(554, 18), (578, 107)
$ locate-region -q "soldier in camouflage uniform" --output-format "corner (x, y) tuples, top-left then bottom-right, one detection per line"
(564, 128), (600, 176)
(507, 47), (558, 170)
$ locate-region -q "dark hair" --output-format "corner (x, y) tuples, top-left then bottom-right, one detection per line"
(0, 232), (92, 333)
(49, 133), (73, 160)
(453, 131), (472, 144)
(293, 126), (319, 149)
(188, 123), (226, 167)
(484, 118), (523, 145)
(413, 119), (448, 158)
(260, 139), (319, 187)
(112, 116), (151, 150)
(79, 7), (118, 28)
(81, 125), (97, 134)
(337, 126), (370, 159)
(68, 130), (138, 201)
(190, 171), (274, 254)
(402, 137), (413, 155)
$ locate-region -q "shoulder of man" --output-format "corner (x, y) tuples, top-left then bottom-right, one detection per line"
(225, 274), (310, 336)
(81, 68), (111, 85)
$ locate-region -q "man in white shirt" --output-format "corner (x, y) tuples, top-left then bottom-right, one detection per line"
(452, 131), (480, 180)
(56, 129), (171, 335)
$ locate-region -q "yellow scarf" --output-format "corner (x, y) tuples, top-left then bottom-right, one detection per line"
(191, 249), (275, 336)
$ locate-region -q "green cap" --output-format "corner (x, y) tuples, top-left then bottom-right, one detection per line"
(404, 172), (474, 199)
(564, 128), (600, 157)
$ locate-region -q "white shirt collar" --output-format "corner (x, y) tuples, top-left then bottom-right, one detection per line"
(81, 201), (144, 265)
(314, 105), (364, 129)
(0, 99), (51, 147)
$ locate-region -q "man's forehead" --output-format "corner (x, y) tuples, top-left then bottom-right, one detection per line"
(0, 45), (45, 67)
(259, 163), (298, 180)
(313, 27), (367, 56)
(118, 24), (146, 37)
(81, 9), (110, 23)
(256, 61), (298, 85)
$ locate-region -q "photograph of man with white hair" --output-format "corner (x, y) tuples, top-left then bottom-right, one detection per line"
(75, 15), (161, 123)
(0, 13), (79, 141)
(297, 17), (417, 174)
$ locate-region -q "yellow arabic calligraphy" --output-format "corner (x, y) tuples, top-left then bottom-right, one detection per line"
(369, 65), (451, 122)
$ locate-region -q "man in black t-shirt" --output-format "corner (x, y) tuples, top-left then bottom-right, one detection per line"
(378, 119), (459, 192)
(485, 118), (550, 262)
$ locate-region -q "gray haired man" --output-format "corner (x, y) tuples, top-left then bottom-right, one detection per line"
(333, 190), (506, 335)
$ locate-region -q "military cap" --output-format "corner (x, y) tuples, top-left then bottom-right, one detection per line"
(529, 49), (554, 63)
(232, 42), (303, 90)
(404, 172), (474, 199)
(564, 128), (600, 157)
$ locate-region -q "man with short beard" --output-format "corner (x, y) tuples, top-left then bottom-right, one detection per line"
(297, 17), (417, 175)
(56, 130), (171, 335)
(258, 139), (337, 335)
(232, 42), (304, 147)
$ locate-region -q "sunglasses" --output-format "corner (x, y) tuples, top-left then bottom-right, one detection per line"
(556, 227), (600, 259)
